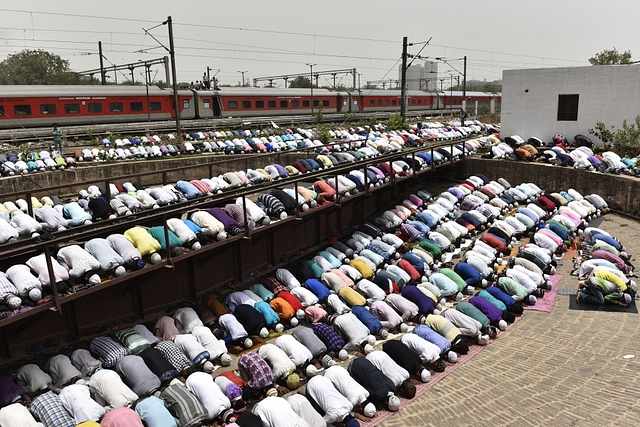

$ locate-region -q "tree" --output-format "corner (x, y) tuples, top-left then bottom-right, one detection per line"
(0, 49), (77, 85)
(289, 76), (312, 88)
(588, 47), (633, 65)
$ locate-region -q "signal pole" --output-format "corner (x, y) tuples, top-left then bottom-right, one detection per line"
(400, 36), (408, 123)
(167, 16), (181, 133)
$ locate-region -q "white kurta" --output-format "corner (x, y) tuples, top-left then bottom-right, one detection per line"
(323, 365), (369, 407)
(275, 334), (313, 367)
(365, 351), (410, 387)
(253, 396), (311, 427)
(306, 375), (353, 424)
(401, 334), (441, 364)
(287, 394), (327, 427)
(185, 372), (230, 420)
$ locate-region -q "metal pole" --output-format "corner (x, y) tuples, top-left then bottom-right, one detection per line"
(400, 36), (408, 122)
(462, 55), (467, 111)
(449, 75), (453, 111)
(98, 41), (106, 85)
(167, 16), (181, 133)
(145, 63), (151, 122)
(353, 67), (356, 90)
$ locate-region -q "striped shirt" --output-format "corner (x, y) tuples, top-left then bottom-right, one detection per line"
(160, 382), (209, 427)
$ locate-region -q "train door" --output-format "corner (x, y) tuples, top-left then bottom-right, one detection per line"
(213, 95), (223, 118)
(336, 94), (343, 113)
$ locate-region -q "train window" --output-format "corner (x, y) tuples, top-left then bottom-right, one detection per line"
(256, 100), (264, 108)
(130, 102), (143, 112)
(88, 103), (103, 113)
(64, 104), (80, 114)
(149, 102), (162, 111)
(323, 100), (329, 107)
(40, 104), (57, 115)
(203, 99), (210, 109)
(242, 101), (251, 109)
(14, 105), (32, 116)
(392, 100), (397, 105)
(228, 101), (238, 109)
(378, 100), (382, 106)
(557, 94), (579, 121)
(110, 102), (123, 112)
(0, 106), (4, 116)
(302, 100), (309, 107)
(268, 100), (276, 108)
(183, 100), (190, 109)
(418, 99), (422, 105)
(411, 99), (416, 105)
(280, 100), (288, 108)
(291, 100), (299, 107)
(370, 100), (375, 106)
(313, 100), (319, 107)
(385, 100), (390, 105)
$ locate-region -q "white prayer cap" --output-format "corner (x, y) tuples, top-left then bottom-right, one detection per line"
(477, 334), (489, 346)
(447, 351), (458, 363)
(481, 279), (488, 288)
(399, 323), (409, 333)
(296, 309), (305, 319)
(274, 323), (284, 333)
(364, 402), (376, 417)
(220, 354), (232, 366)
(321, 354), (334, 368)
(367, 334), (376, 345)
(259, 327), (269, 339)
(387, 394), (401, 411)
(150, 253), (162, 264)
(624, 293), (632, 304)
(290, 317), (299, 327)
(203, 361), (214, 373)
(420, 369), (431, 383)
(89, 274), (101, 285)
(306, 364), (318, 377)
(338, 349), (348, 360)
(498, 319), (507, 331)
(379, 329), (389, 339)
(115, 266), (126, 277)
(279, 212), (288, 220)
(546, 280), (553, 290)
(191, 242), (201, 250)
(7, 296), (22, 309)
(243, 338), (253, 348)
(29, 288), (42, 301)
(528, 295), (537, 305)
(432, 309), (441, 316)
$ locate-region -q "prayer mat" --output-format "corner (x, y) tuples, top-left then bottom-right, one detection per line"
(523, 274), (561, 313)
(569, 293), (638, 313)
(588, 216), (605, 228)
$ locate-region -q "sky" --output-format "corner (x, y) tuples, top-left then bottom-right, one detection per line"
(1, 0), (639, 89)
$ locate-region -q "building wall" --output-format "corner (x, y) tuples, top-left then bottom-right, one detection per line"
(502, 65), (640, 145)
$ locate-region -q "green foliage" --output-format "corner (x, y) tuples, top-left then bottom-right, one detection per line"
(386, 113), (406, 130)
(314, 104), (324, 124)
(0, 49), (75, 85)
(317, 126), (331, 144)
(589, 115), (640, 157)
(588, 47), (633, 65)
(289, 76), (312, 88)
(476, 104), (491, 116)
(343, 111), (356, 124)
(18, 144), (30, 161)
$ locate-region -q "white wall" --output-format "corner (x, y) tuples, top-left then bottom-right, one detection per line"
(502, 64), (640, 145)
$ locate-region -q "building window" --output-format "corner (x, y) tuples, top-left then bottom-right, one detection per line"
(130, 102), (143, 112)
(110, 102), (123, 112)
(64, 104), (80, 114)
(149, 102), (162, 111)
(40, 104), (57, 115)
(557, 94), (579, 121)
(256, 100), (264, 108)
(291, 100), (299, 107)
(14, 105), (32, 115)
(88, 103), (103, 113)
(280, 100), (288, 108)
(268, 100), (276, 108)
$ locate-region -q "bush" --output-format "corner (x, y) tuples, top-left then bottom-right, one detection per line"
(589, 115), (640, 157)
(318, 126), (331, 144)
(386, 113), (406, 130)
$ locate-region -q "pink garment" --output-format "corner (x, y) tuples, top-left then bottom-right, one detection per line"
(101, 407), (144, 427)
(330, 269), (354, 287)
(154, 316), (179, 341)
(304, 306), (328, 324)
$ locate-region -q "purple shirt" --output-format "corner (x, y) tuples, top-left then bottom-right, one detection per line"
(401, 286), (435, 314)
(207, 208), (239, 232)
(469, 296), (503, 323)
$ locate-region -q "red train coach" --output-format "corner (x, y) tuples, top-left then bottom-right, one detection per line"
(0, 85), (195, 129)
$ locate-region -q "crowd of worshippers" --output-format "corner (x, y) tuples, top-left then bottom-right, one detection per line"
(0, 120), (486, 176)
(0, 137), (488, 317)
(0, 173), (610, 427)
(572, 224), (636, 306)
(481, 132), (640, 177)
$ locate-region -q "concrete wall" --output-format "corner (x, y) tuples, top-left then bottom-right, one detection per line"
(459, 158), (640, 215)
(502, 65), (640, 144)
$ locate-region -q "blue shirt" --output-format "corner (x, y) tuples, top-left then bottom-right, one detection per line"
(135, 396), (178, 427)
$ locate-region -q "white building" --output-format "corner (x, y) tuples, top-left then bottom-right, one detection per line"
(502, 64), (640, 145)
(399, 61), (438, 91)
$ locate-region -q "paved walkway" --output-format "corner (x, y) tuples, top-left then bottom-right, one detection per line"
(380, 213), (640, 427)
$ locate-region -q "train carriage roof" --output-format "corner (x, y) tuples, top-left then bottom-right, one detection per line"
(0, 85), (175, 98)
(195, 87), (342, 97)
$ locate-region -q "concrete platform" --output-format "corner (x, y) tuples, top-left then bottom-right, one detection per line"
(380, 213), (640, 427)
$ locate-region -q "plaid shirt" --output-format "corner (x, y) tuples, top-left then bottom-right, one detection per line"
(89, 337), (127, 368)
(366, 244), (390, 261)
(30, 391), (75, 427)
(155, 341), (193, 373)
(313, 323), (345, 353)
(263, 277), (286, 295)
(238, 352), (275, 390)
(0, 271), (18, 302)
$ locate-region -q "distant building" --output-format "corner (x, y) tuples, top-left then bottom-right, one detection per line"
(399, 61), (438, 91)
(502, 64), (640, 145)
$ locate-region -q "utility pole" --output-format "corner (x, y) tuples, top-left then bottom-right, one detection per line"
(98, 41), (106, 85)
(167, 16), (180, 133)
(400, 37), (408, 122)
(462, 55), (467, 111)
(306, 63), (316, 116)
(237, 71), (247, 87)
